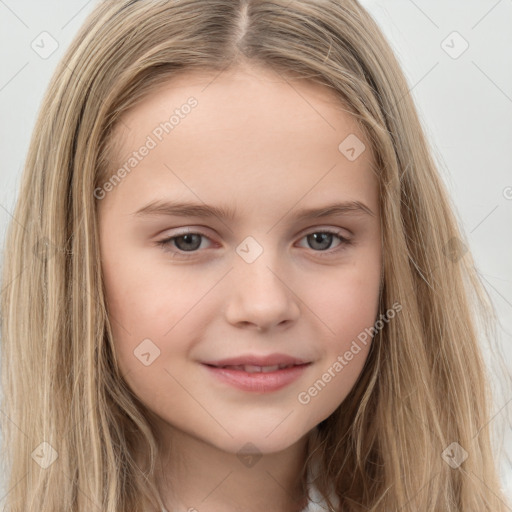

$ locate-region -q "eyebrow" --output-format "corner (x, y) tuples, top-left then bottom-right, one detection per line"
(132, 199), (375, 221)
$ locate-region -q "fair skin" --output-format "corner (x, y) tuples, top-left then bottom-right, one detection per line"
(98, 63), (382, 512)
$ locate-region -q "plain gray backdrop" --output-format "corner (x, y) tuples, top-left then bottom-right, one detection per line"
(0, 0), (511, 505)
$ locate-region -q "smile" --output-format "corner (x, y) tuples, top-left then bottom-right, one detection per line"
(201, 362), (311, 392)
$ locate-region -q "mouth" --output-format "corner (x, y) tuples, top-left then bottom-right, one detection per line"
(200, 355), (312, 392)
(202, 353), (310, 368)
(203, 362), (304, 373)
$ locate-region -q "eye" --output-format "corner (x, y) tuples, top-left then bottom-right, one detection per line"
(296, 229), (352, 256)
(155, 228), (352, 259)
(156, 230), (213, 257)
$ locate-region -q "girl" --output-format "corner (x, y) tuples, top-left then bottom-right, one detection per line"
(1, 0), (510, 511)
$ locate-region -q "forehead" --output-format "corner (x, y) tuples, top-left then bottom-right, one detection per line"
(102, 65), (378, 218)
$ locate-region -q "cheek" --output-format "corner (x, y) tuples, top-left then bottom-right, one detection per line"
(101, 252), (220, 373)
(295, 256), (380, 413)
(101, 262), (200, 409)
(303, 254), (381, 343)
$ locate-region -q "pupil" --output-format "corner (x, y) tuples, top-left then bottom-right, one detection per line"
(177, 234), (200, 251)
(310, 233), (331, 251)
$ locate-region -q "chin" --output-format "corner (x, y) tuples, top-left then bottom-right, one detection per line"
(207, 421), (312, 456)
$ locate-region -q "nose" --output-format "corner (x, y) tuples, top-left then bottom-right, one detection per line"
(223, 251), (300, 332)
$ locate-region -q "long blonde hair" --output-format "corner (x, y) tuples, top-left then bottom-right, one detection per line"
(1, 0), (510, 510)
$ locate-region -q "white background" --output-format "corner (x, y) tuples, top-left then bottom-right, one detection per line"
(0, 0), (511, 505)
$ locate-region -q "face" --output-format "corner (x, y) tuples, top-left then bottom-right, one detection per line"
(97, 64), (382, 456)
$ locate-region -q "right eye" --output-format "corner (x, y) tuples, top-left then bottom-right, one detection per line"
(156, 230), (214, 258)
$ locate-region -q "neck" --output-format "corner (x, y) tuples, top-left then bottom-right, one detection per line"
(153, 427), (312, 512)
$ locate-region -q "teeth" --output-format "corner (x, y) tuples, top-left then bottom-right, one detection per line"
(220, 364), (294, 373)
(244, 364), (279, 373)
(260, 365), (280, 373)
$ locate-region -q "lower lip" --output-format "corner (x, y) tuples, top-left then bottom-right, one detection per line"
(201, 363), (311, 393)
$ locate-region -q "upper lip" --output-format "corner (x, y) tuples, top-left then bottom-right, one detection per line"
(203, 353), (310, 367)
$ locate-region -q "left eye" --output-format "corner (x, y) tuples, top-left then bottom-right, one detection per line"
(297, 231), (349, 252)
(156, 229), (351, 258)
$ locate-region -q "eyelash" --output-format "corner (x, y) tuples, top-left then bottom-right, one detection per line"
(155, 228), (352, 259)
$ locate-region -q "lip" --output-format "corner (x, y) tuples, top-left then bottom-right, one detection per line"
(203, 353), (309, 367)
(202, 364), (310, 392)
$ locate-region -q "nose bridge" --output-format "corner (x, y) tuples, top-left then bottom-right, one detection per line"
(234, 234), (287, 294)
(224, 234), (299, 329)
